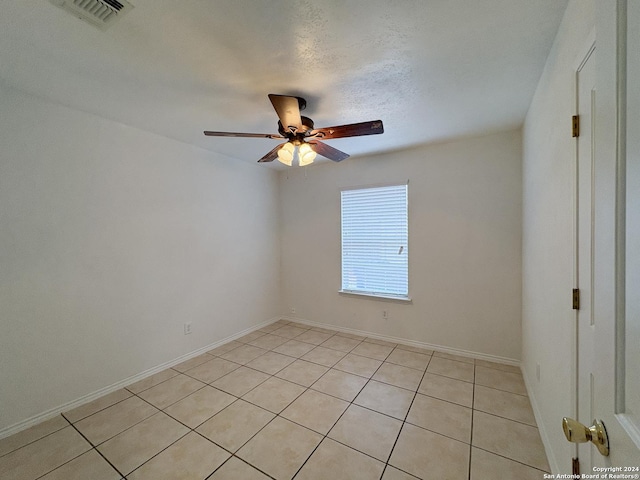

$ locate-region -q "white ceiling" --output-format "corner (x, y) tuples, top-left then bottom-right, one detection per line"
(0, 0), (567, 168)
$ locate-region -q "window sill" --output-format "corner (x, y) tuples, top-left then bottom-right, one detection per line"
(339, 290), (412, 303)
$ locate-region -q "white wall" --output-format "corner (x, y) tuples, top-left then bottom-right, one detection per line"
(279, 130), (522, 360)
(0, 84), (280, 432)
(522, 0), (594, 473)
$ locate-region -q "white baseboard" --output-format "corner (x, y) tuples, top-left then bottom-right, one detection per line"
(522, 367), (559, 474)
(0, 316), (281, 440)
(281, 315), (521, 366)
(2, 314), (522, 440)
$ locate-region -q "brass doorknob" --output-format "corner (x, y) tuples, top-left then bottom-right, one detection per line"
(562, 417), (609, 456)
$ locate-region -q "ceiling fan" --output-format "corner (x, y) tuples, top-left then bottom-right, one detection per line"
(204, 94), (384, 166)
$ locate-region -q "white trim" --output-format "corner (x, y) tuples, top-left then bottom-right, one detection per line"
(341, 183), (409, 298)
(570, 31), (598, 465)
(1, 314), (523, 440)
(339, 179), (409, 192)
(338, 290), (412, 303)
(0, 316), (281, 440)
(522, 367), (560, 474)
(281, 315), (521, 366)
(614, 0), (628, 421)
(616, 413), (640, 450)
(573, 28), (596, 71)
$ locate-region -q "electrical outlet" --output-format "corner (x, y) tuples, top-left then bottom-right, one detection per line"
(290, 307), (296, 314)
(382, 310), (388, 320)
(536, 363), (540, 381)
(184, 322), (192, 335)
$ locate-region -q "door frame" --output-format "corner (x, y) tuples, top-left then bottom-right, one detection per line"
(569, 0), (640, 471)
(613, 0), (640, 451)
(572, 28), (596, 471)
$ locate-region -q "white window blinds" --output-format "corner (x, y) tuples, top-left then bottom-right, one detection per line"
(341, 184), (408, 299)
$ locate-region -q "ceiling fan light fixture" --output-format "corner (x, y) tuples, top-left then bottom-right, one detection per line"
(298, 143), (316, 166)
(277, 142), (294, 166)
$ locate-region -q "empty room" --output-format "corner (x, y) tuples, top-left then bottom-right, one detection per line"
(1, 1), (638, 479)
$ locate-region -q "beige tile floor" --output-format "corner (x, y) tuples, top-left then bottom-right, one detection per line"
(0, 320), (550, 480)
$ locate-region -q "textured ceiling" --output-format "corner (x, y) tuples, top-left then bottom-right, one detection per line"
(0, 0), (568, 168)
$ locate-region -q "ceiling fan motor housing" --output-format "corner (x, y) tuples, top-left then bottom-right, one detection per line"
(278, 116), (315, 138)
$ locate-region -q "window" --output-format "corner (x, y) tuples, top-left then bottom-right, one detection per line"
(341, 183), (409, 300)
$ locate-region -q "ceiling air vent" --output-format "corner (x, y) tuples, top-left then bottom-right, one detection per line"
(49, 0), (134, 31)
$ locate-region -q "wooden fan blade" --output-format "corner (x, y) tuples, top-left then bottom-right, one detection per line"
(309, 120), (383, 140)
(308, 140), (350, 162)
(204, 131), (284, 139)
(258, 143), (286, 163)
(268, 94), (303, 134)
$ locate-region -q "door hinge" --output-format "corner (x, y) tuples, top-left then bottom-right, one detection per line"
(572, 288), (580, 310)
(573, 457), (580, 475)
(572, 115), (580, 137)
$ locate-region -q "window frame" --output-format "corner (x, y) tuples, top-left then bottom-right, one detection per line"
(339, 181), (410, 302)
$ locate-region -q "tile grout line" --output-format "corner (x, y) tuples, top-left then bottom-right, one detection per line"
(25, 340), (394, 480)
(121, 429), (191, 479)
(61, 392), (136, 425)
(24, 417), (92, 480)
(7, 321), (539, 480)
(474, 383), (529, 397)
(67, 421), (125, 479)
(468, 362), (477, 480)
(199, 329), (541, 479)
(70, 397), (161, 449)
(0, 415), (72, 460)
(290, 335), (387, 479)
(143, 325), (328, 478)
(116, 394), (199, 478)
(204, 454), (277, 480)
(470, 444), (553, 473)
(472, 409), (540, 428)
(4, 321), (274, 480)
(169, 323), (534, 478)
(192, 328), (327, 478)
(123, 367), (182, 396)
(279, 334), (448, 478)
(222, 325), (337, 477)
(125, 370), (289, 479)
(380, 348), (433, 480)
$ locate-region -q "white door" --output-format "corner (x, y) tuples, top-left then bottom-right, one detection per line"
(570, 1), (640, 473)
